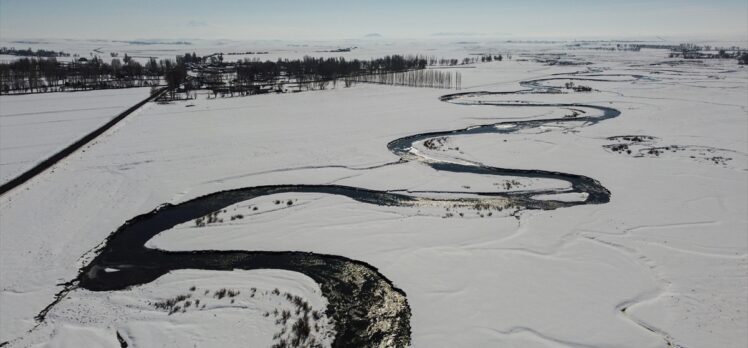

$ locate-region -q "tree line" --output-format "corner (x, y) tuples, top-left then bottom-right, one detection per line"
(200, 55), (436, 96)
(345, 69), (461, 89)
(0, 47), (70, 58)
(233, 55), (429, 85)
(740, 52), (748, 65)
(1, 52), (473, 96)
(0, 56), (185, 94)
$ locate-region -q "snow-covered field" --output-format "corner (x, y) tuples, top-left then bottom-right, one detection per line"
(0, 88), (152, 185)
(23, 269), (335, 347)
(0, 41), (746, 347)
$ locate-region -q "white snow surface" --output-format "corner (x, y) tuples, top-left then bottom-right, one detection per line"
(0, 42), (746, 347)
(12, 269), (334, 348)
(0, 88), (151, 184)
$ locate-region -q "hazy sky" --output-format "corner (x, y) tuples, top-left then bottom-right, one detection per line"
(1, 0), (746, 40)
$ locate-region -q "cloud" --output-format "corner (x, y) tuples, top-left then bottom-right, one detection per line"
(431, 32), (487, 37)
(187, 20), (208, 27)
